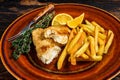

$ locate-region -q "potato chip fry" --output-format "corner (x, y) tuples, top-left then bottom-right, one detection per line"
(86, 48), (91, 56)
(57, 46), (67, 70)
(93, 55), (103, 61)
(88, 36), (103, 61)
(69, 32), (86, 54)
(70, 53), (77, 65)
(85, 20), (95, 29)
(79, 24), (94, 32)
(82, 26), (93, 35)
(97, 38), (105, 55)
(95, 26), (99, 53)
(108, 30), (111, 37)
(80, 53), (89, 59)
(69, 29), (76, 40)
(76, 27), (80, 32)
(69, 30), (86, 65)
(57, 29), (75, 70)
(88, 36), (96, 59)
(98, 33), (106, 40)
(81, 25), (106, 40)
(56, 13), (114, 69)
(67, 28), (83, 53)
(91, 21), (105, 33)
(98, 38), (104, 45)
(73, 28), (77, 34)
(104, 30), (114, 54)
(74, 40), (89, 57)
(76, 55), (102, 61)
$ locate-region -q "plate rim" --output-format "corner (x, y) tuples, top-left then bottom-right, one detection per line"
(0, 3), (120, 79)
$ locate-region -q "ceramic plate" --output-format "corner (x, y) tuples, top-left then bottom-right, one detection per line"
(0, 3), (120, 80)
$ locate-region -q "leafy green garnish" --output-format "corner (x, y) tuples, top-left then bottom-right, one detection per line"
(11, 12), (54, 59)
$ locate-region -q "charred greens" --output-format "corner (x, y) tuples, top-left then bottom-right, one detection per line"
(11, 12), (54, 59)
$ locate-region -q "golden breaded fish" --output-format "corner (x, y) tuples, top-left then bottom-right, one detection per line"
(32, 26), (70, 64)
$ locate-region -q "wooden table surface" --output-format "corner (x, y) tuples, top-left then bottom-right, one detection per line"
(0, 0), (120, 80)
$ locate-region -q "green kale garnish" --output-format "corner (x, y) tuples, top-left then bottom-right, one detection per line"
(11, 12), (54, 59)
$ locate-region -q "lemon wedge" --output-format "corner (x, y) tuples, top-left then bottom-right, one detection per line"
(52, 13), (73, 26)
(67, 13), (84, 28)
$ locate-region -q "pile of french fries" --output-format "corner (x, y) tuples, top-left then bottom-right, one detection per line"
(57, 16), (114, 70)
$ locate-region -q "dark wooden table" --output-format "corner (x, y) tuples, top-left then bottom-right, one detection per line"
(0, 0), (120, 80)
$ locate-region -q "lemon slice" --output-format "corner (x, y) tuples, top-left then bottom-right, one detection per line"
(67, 13), (85, 28)
(52, 13), (73, 26)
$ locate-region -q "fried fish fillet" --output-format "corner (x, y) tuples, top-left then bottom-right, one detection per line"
(32, 26), (70, 64)
(44, 25), (71, 45)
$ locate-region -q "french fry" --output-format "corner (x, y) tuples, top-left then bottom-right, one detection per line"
(79, 24), (94, 32)
(85, 48), (91, 56)
(56, 13), (114, 69)
(57, 29), (75, 70)
(67, 28), (83, 54)
(82, 26), (93, 35)
(98, 33), (106, 40)
(85, 20), (95, 30)
(84, 20), (106, 39)
(74, 40), (89, 57)
(97, 38), (105, 56)
(73, 28), (77, 34)
(69, 31), (86, 65)
(91, 21), (105, 33)
(95, 26), (99, 53)
(104, 30), (114, 54)
(76, 27), (80, 32)
(80, 53), (89, 59)
(81, 24), (106, 40)
(70, 53), (77, 65)
(69, 32), (86, 54)
(57, 43), (69, 70)
(88, 36), (96, 59)
(88, 36), (103, 61)
(69, 32), (87, 65)
(108, 30), (111, 37)
(93, 55), (103, 61)
(76, 55), (102, 61)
